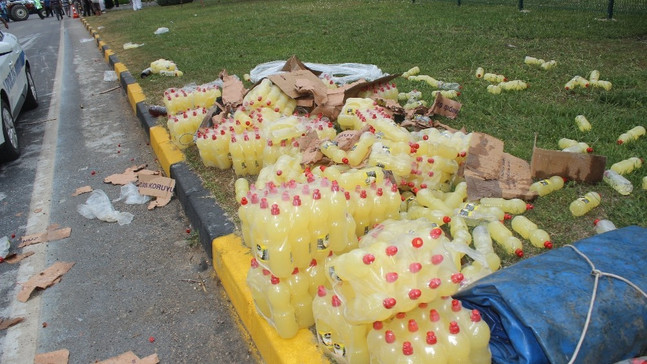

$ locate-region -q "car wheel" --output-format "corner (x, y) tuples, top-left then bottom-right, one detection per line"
(23, 67), (38, 110)
(38, 8), (46, 18)
(0, 98), (19, 162)
(9, 4), (29, 21)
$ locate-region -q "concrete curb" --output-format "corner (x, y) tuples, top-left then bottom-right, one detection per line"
(80, 18), (327, 364)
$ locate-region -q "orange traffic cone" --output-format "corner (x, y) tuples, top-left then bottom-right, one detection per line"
(72, 5), (79, 18)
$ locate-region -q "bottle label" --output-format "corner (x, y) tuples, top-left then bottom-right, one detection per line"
(328, 266), (341, 282)
(332, 343), (346, 358)
(365, 170), (377, 185)
(256, 243), (269, 261)
(317, 234), (330, 250)
(318, 331), (333, 348)
(459, 203), (478, 217)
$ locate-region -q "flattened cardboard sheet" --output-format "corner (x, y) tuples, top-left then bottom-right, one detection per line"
(530, 146), (606, 182)
(464, 133), (536, 201)
(95, 351), (159, 364)
(138, 174), (175, 199)
(34, 349), (70, 364)
(0, 317), (24, 330)
(220, 70), (246, 106)
(17, 262), (75, 302)
(20, 225), (72, 248)
(429, 93), (462, 119)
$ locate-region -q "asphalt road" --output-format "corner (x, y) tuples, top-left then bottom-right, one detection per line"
(0, 15), (257, 364)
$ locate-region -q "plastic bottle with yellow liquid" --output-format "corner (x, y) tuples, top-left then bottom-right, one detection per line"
(472, 224), (501, 271)
(483, 73), (507, 83)
(288, 268), (315, 328)
(611, 157), (643, 175)
(511, 215), (553, 249)
(288, 194), (314, 269)
(575, 115), (592, 132)
(558, 138), (578, 149)
(487, 220), (524, 257)
(479, 197), (529, 215)
(262, 203), (293, 277)
(569, 191), (601, 217)
(347, 132), (376, 167)
(529, 175), (565, 197)
(617, 126), (646, 145)
(313, 286), (371, 364)
(562, 142), (592, 154)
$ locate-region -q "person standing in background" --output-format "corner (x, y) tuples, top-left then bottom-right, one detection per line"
(44, 0), (52, 16)
(62, 0), (70, 16)
(33, 0), (46, 18)
(51, 0), (63, 20)
(91, 0), (100, 14)
(132, 0), (141, 11)
(82, 0), (92, 16)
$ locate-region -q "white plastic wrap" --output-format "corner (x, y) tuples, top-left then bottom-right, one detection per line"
(113, 183), (151, 205)
(249, 60), (387, 85)
(78, 190), (134, 225)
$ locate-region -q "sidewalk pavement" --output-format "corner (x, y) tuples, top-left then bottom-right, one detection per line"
(79, 18), (329, 364)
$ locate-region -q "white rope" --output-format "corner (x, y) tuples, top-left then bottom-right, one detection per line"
(565, 244), (647, 364)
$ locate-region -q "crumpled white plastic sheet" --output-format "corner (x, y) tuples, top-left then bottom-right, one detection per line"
(77, 190), (134, 225)
(113, 183), (151, 205)
(249, 60), (388, 85)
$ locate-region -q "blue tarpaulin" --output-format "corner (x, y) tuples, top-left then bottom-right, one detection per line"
(455, 225), (647, 364)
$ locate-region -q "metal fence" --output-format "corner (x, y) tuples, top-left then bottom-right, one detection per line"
(433, 0), (647, 18)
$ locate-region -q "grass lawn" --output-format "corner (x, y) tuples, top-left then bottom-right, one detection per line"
(85, 0), (647, 265)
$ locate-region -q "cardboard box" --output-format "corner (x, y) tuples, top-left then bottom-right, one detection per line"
(463, 132), (536, 201)
(530, 145), (606, 183)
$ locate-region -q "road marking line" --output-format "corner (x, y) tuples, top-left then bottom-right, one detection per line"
(0, 23), (65, 364)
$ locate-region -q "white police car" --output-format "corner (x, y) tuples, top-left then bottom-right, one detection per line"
(0, 29), (38, 162)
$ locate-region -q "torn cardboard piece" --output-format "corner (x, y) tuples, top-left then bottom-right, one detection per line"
(299, 130), (323, 166)
(34, 349), (70, 364)
(280, 55), (320, 75)
(72, 186), (93, 196)
(138, 174), (175, 209)
(530, 145), (606, 183)
(220, 70), (246, 106)
(428, 93), (461, 120)
(95, 351), (159, 364)
(0, 317), (24, 330)
(463, 132), (536, 201)
(104, 164), (151, 185)
(5, 251), (35, 264)
(17, 261), (75, 302)
(20, 225), (72, 248)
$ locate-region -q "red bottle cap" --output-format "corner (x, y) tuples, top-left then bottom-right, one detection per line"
(402, 342), (413, 356)
(411, 237), (423, 248)
(362, 254), (375, 265)
(449, 321), (460, 334)
(383, 297), (396, 309)
(426, 331), (437, 345)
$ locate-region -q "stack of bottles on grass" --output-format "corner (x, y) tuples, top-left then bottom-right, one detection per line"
(163, 72), (643, 362)
(164, 80), (223, 149)
(185, 76), (564, 363)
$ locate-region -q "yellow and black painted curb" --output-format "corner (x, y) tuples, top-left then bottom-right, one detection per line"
(80, 18), (327, 364)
